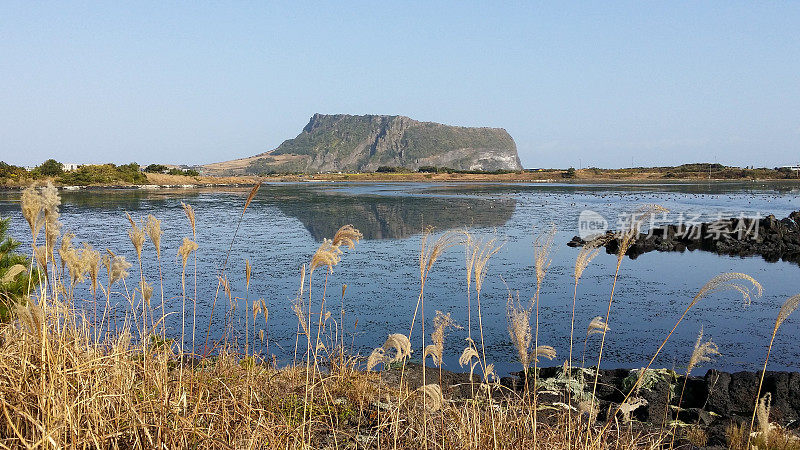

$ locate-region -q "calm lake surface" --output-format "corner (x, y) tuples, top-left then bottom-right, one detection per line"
(2, 181), (799, 375)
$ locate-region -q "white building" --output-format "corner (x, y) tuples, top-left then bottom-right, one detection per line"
(62, 163), (81, 172)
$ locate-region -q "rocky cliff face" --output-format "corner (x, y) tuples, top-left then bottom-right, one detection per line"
(233, 114), (522, 174)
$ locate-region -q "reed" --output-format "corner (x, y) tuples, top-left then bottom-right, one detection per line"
(203, 182), (260, 355)
(668, 326), (719, 449)
(748, 293), (800, 442)
(144, 214), (165, 334)
(181, 202), (199, 354)
(532, 224), (556, 445)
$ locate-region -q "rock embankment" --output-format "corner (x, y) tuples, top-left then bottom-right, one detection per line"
(568, 211), (800, 264)
(504, 367), (800, 447)
(381, 363), (799, 447)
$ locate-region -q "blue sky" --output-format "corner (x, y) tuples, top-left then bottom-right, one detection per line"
(1, 2), (798, 169)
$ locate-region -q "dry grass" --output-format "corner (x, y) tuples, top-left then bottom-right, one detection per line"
(0, 184), (796, 449)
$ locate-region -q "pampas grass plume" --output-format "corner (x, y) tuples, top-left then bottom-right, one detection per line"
(459, 345), (479, 368)
(181, 202), (196, 236)
(532, 345), (556, 362)
(695, 272), (763, 306)
(774, 294), (800, 334)
(534, 224), (556, 289)
(423, 310), (457, 367)
(506, 293), (533, 370)
(417, 384), (444, 411)
(82, 243), (101, 294)
(139, 280), (153, 307)
(586, 316), (609, 337)
(310, 239), (341, 275)
(102, 250), (131, 286)
(366, 333), (413, 370)
(687, 327), (720, 373)
(332, 224), (362, 250)
(177, 238), (198, 269)
(125, 213), (146, 261)
(21, 184), (44, 242)
(144, 215), (162, 258)
(245, 259), (251, 289)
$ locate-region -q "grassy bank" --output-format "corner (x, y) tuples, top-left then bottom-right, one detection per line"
(0, 183), (797, 448)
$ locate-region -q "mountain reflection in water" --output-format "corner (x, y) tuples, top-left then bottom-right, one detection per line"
(274, 190), (516, 240)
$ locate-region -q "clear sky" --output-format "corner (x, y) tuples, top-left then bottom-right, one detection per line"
(2, 2), (799, 169)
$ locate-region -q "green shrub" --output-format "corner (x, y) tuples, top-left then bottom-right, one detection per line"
(144, 164), (169, 173)
(58, 163), (147, 186)
(0, 217), (39, 321)
(375, 166), (409, 173)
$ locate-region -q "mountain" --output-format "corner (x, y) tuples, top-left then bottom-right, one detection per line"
(204, 114), (522, 174)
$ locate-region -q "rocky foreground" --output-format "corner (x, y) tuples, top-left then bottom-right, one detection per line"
(384, 363), (800, 448)
(568, 211), (800, 265)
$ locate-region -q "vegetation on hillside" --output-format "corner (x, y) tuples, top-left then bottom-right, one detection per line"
(400, 121), (515, 159)
(0, 183), (796, 448)
(245, 155), (310, 175)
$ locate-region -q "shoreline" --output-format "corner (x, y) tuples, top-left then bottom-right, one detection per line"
(2, 173), (800, 191)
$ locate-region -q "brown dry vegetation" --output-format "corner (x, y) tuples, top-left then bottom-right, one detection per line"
(144, 172), (257, 186)
(248, 168), (800, 183)
(0, 183), (798, 449)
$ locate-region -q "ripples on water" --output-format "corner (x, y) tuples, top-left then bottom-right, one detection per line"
(1, 181), (799, 375)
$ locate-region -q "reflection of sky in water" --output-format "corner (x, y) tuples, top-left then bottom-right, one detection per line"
(1, 182), (799, 376)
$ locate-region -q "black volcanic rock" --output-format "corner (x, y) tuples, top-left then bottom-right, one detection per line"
(567, 211), (800, 265)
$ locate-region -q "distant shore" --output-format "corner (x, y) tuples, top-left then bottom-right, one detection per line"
(2, 169), (800, 190)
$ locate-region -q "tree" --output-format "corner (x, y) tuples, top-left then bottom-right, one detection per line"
(144, 164), (168, 173)
(562, 167), (576, 178)
(37, 159), (64, 176)
(0, 217), (39, 321)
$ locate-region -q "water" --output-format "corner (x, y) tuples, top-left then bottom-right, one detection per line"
(1, 181), (799, 376)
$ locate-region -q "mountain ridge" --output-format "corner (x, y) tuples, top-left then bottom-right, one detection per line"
(204, 113), (522, 174)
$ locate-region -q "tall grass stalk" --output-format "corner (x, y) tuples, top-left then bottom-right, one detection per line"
(568, 238), (602, 448)
(669, 327), (719, 450)
(393, 229), (460, 449)
(181, 202), (198, 355)
(244, 259), (251, 355)
(532, 224), (556, 442)
(585, 205), (667, 447)
(202, 182), (260, 355)
(748, 293), (800, 442)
